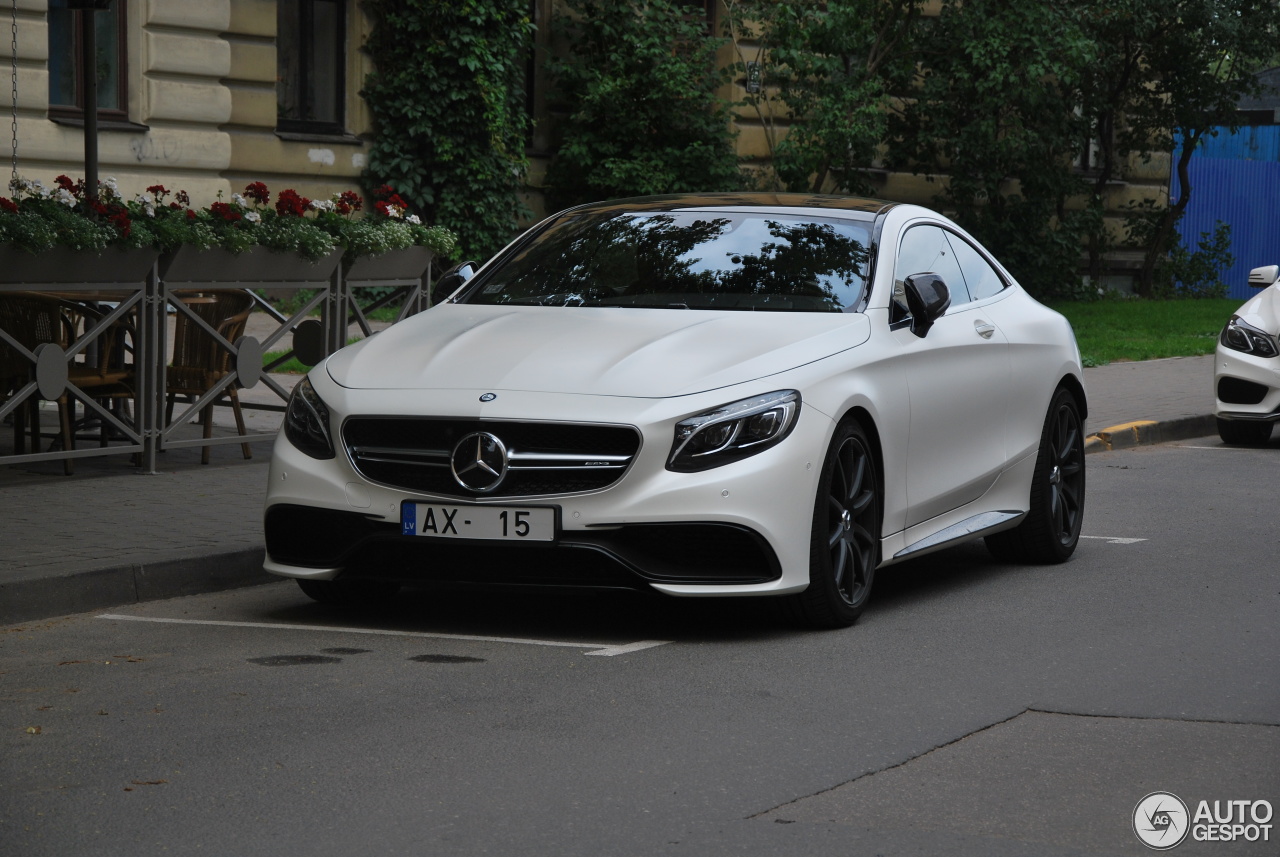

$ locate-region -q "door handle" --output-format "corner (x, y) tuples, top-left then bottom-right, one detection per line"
(974, 320), (996, 339)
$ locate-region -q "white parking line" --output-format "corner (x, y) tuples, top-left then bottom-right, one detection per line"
(97, 614), (670, 658)
(1080, 535), (1148, 545)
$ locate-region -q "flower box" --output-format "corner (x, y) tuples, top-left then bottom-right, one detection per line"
(0, 244), (160, 286)
(159, 245), (343, 287)
(344, 245), (436, 284)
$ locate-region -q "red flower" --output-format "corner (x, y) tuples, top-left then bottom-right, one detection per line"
(0, 196), (18, 213)
(175, 190), (190, 207)
(146, 184), (168, 197)
(335, 190), (363, 215)
(210, 201), (242, 222)
(108, 210), (131, 238)
(54, 175), (76, 192)
(372, 184), (397, 200)
(87, 200), (108, 216)
(275, 188), (310, 217)
(185, 209), (196, 221)
(243, 182), (270, 205)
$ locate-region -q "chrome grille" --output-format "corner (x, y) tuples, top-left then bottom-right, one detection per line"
(342, 417), (642, 498)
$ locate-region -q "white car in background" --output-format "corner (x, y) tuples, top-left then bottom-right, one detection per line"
(1216, 264), (1280, 446)
(264, 194), (1087, 628)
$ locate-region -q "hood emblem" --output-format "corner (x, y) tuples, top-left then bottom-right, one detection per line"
(451, 432), (508, 493)
(479, 392), (497, 402)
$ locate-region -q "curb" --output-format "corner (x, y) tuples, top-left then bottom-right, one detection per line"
(1085, 415), (1218, 454)
(0, 548), (275, 626)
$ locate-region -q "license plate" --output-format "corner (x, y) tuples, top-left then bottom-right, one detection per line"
(401, 502), (556, 542)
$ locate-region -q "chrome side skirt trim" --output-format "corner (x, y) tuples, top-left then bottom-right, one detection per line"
(893, 510), (1025, 560)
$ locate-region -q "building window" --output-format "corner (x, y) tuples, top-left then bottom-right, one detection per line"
(47, 0), (128, 121)
(277, 0), (346, 135)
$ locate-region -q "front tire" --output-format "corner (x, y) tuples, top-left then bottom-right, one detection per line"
(785, 421), (881, 629)
(986, 387), (1085, 563)
(1217, 417), (1273, 446)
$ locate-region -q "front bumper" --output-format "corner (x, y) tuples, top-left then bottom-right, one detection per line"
(1214, 344), (1280, 422)
(264, 383), (834, 596)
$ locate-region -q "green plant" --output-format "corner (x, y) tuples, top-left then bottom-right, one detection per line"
(888, 0), (1100, 300)
(361, 1), (532, 261)
(544, 0), (743, 208)
(727, 0), (922, 195)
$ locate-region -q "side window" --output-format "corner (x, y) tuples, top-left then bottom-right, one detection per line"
(892, 225), (971, 322)
(945, 233), (1007, 301)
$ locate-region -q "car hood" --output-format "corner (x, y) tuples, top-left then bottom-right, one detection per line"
(1235, 281), (1280, 333)
(326, 304), (870, 398)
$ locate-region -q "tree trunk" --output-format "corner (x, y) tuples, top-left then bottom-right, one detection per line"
(1136, 130), (1197, 296)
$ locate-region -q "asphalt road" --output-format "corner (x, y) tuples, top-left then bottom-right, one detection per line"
(2, 436), (1278, 856)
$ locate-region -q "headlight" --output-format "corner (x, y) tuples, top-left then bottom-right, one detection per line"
(668, 390), (800, 472)
(1220, 316), (1279, 358)
(284, 375), (335, 459)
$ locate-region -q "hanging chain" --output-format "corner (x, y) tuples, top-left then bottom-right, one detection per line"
(10, 0), (18, 181)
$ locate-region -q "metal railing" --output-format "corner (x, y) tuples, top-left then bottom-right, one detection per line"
(0, 248), (435, 473)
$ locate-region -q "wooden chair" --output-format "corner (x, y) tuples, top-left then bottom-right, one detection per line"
(0, 293), (136, 474)
(165, 289), (256, 464)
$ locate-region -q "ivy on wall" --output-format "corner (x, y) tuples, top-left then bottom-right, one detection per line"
(360, 1), (533, 261)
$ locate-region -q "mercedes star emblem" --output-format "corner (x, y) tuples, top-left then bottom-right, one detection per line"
(450, 432), (509, 493)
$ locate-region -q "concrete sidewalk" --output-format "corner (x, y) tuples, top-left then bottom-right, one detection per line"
(0, 354), (1222, 625)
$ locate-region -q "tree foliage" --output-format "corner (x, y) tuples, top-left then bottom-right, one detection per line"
(361, 1), (533, 261)
(544, 0), (743, 208)
(727, 0), (922, 195)
(889, 0), (1100, 299)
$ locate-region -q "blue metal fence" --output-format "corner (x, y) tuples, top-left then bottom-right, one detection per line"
(1173, 126), (1280, 300)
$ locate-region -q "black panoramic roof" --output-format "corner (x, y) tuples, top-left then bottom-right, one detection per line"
(563, 193), (896, 219)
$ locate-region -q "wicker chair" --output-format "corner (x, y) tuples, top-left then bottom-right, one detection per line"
(0, 293), (136, 474)
(165, 289), (256, 464)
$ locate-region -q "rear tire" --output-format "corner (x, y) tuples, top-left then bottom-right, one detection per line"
(1216, 417), (1273, 446)
(784, 421), (881, 629)
(986, 387), (1085, 563)
(297, 578), (401, 606)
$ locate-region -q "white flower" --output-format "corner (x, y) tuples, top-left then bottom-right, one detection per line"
(310, 198), (335, 212)
(244, 210), (261, 223)
(406, 214), (421, 225)
(386, 205), (403, 219)
(55, 188), (77, 207)
(132, 193), (157, 217)
(102, 176), (118, 191)
(232, 193), (247, 207)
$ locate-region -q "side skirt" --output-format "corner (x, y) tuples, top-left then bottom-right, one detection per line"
(889, 510), (1026, 563)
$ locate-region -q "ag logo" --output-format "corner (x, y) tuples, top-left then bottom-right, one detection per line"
(1134, 792), (1190, 850)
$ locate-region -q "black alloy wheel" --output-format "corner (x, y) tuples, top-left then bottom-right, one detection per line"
(786, 421), (881, 628)
(986, 387), (1085, 563)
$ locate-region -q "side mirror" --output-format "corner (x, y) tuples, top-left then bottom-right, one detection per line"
(904, 273), (951, 338)
(1247, 265), (1279, 289)
(430, 260), (478, 306)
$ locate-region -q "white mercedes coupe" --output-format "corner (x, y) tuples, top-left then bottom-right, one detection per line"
(264, 194), (1087, 628)
(1215, 264), (1280, 446)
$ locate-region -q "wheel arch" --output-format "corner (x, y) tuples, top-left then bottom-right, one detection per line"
(1057, 373), (1088, 420)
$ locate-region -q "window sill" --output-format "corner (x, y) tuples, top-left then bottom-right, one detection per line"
(49, 115), (150, 133)
(274, 130), (364, 146)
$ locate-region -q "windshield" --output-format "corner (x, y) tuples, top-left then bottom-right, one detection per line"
(466, 210), (873, 312)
